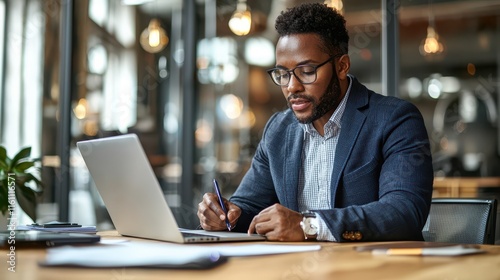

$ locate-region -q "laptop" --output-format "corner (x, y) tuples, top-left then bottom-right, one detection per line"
(77, 134), (265, 243)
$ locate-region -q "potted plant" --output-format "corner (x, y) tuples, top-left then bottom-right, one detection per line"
(0, 145), (43, 224)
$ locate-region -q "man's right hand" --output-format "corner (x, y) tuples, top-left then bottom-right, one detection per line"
(197, 193), (241, 231)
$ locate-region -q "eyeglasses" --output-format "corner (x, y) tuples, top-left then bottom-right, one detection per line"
(266, 57), (334, 86)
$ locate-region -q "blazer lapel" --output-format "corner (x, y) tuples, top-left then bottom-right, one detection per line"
(330, 78), (368, 207)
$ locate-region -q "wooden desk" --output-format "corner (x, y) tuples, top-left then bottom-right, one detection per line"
(433, 177), (500, 198)
(2, 232), (500, 280)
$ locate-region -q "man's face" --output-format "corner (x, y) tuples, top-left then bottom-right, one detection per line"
(275, 34), (341, 124)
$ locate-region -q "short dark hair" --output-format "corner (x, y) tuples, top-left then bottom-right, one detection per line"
(275, 3), (349, 55)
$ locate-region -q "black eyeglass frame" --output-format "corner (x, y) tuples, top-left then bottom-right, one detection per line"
(266, 56), (337, 86)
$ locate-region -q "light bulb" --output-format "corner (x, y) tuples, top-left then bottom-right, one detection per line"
(149, 28), (160, 47)
(229, 3), (252, 36)
(324, 0), (343, 13)
(420, 26), (444, 56)
(140, 19), (169, 53)
(74, 98), (87, 120)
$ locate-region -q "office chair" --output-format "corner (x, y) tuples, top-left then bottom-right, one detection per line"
(422, 198), (497, 245)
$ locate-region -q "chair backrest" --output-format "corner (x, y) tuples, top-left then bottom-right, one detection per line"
(422, 198), (497, 244)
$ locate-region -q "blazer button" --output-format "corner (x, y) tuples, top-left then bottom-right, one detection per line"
(342, 231), (350, 240)
(342, 231), (352, 240)
(342, 231), (362, 241)
(354, 231), (362, 240)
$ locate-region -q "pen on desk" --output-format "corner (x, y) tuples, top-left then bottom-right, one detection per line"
(371, 245), (483, 257)
(372, 248), (423, 256)
(213, 179), (232, 231)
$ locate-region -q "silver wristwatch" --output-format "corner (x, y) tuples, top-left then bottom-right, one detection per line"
(300, 211), (318, 240)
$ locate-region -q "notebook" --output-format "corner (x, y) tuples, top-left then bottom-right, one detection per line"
(76, 134), (265, 243)
(0, 231), (100, 248)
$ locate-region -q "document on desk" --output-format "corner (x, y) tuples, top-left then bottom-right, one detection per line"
(208, 243), (322, 257)
(41, 242), (321, 269)
(41, 242), (226, 269)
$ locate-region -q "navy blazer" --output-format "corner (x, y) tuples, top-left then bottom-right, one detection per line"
(230, 76), (434, 242)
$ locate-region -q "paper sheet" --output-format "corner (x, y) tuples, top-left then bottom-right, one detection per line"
(41, 242), (224, 269)
(41, 241), (321, 268)
(208, 244), (322, 257)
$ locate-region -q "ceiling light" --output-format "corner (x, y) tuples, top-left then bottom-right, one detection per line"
(419, 2), (445, 57)
(140, 18), (169, 53)
(74, 98), (88, 120)
(324, 0), (344, 14)
(420, 26), (444, 55)
(229, 0), (252, 36)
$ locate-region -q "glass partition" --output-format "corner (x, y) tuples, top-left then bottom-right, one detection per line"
(1, 0), (498, 231)
(399, 0), (500, 180)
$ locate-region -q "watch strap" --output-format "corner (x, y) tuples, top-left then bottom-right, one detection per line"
(301, 210), (316, 218)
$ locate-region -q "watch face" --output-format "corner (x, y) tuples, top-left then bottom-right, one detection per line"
(304, 217), (318, 235)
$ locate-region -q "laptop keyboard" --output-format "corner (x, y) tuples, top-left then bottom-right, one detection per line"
(181, 231), (221, 243)
(181, 232), (215, 238)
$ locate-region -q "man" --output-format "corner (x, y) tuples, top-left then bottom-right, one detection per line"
(197, 3), (433, 242)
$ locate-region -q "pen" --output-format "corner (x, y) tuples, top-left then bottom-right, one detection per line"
(31, 222), (82, 228)
(372, 248), (423, 256)
(371, 245), (483, 256)
(213, 179), (232, 231)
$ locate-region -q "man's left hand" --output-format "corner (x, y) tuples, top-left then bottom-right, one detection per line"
(248, 203), (305, 241)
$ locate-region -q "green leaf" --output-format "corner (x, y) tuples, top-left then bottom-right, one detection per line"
(0, 146), (6, 161)
(22, 173), (44, 192)
(13, 161), (35, 173)
(11, 147), (31, 168)
(0, 147), (43, 222)
(0, 162), (8, 171)
(0, 178), (8, 215)
(0, 146), (8, 171)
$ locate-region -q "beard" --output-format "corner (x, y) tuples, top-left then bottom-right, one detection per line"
(287, 73), (342, 124)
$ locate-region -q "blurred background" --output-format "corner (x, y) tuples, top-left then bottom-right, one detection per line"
(0, 0), (499, 233)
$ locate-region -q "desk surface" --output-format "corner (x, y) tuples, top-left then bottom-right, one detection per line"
(433, 177), (500, 188)
(432, 176), (500, 197)
(3, 231), (500, 280)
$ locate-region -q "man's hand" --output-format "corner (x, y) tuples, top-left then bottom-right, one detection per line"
(248, 204), (305, 241)
(197, 193), (241, 231)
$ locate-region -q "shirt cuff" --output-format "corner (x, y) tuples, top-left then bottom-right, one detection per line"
(316, 214), (337, 242)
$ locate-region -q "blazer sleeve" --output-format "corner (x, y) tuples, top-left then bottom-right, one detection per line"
(316, 99), (434, 242)
(229, 113), (281, 232)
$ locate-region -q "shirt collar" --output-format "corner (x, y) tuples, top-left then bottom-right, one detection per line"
(302, 75), (353, 135)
